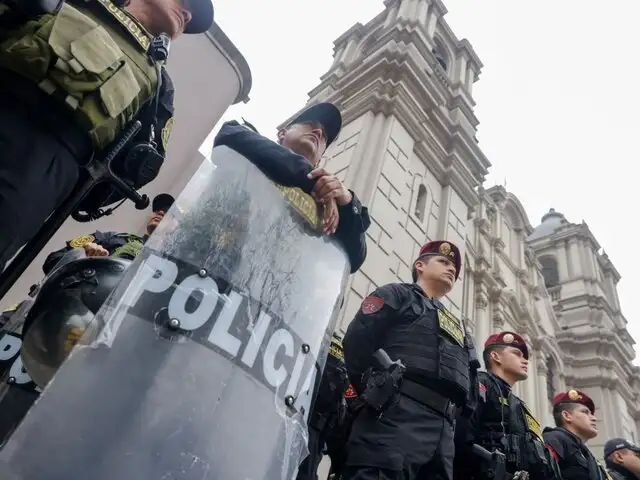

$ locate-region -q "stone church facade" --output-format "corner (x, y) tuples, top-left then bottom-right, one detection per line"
(281, 0), (640, 460)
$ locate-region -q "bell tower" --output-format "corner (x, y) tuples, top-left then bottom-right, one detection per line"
(281, 0), (491, 329)
(528, 209), (640, 450)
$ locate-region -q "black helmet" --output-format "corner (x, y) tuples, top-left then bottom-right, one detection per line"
(20, 256), (132, 388)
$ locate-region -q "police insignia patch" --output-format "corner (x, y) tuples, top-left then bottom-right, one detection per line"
(361, 296), (384, 315)
(69, 234), (96, 248)
(161, 117), (174, 151)
(439, 242), (452, 256)
(568, 389), (581, 401)
(345, 384), (358, 399)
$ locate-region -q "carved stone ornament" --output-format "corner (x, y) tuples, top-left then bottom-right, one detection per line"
(475, 292), (489, 310)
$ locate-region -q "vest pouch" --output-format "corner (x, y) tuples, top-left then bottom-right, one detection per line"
(99, 60), (139, 119)
(47, 4), (128, 109)
(47, 4), (99, 64)
(438, 336), (470, 395)
(0, 14), (56, 82)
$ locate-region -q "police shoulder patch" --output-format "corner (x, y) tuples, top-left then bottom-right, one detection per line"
(344, 384), (358, 399)
(361, 296), (384, 315)
(161, 117), (174, 151)
(69, 234), (96, 248)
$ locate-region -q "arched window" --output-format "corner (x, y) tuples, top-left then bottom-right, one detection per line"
(432, 38), (449, 71)
(540, 256), (559, 288)
(546, 357), (556, 402)
(415, 184), (427, 221)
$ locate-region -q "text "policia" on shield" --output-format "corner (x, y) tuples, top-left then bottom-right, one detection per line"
(118, 252), (320, 419)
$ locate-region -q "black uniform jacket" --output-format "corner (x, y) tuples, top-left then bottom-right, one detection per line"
(214, 121), (370, 273)
(543, 427), (612, 480)
(454, 371), (540, 477)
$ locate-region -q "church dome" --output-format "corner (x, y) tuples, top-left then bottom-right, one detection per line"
(527, 208), (567, 241)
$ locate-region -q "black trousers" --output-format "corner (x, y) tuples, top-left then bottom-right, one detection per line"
(297, 426), (324, 480)
(0, 100), (81, 268)
(342, 395), (455, 480)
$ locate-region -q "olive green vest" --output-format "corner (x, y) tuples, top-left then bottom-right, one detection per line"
(111, 234), (145, 259)
(0, 0), (158, 150)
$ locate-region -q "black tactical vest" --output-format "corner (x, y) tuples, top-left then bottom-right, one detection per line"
(382, 287), (470, 404)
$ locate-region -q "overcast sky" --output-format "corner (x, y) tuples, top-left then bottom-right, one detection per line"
(210, 0), (639, 364)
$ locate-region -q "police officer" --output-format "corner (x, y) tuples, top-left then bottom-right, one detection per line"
(603, 438), (640, 479)
(543, 390), (611, 479)
(42, 193), (175, 274)
(342, 240), (475, 480)
(297, 333), (350, 480)
(454, 331), (560, 480)
(214, 103), (370, 273)
(0, 0), (213, 268)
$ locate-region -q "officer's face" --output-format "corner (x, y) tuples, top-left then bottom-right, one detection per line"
(147, 209), (167, 233)
(127, 0), (192, 38)
(613, 449), (640, 474)
(278, 122), (327, 167)
(494, 346), (529, 380)
(415, 255), (456, 292)
(564, 404), (598, 439)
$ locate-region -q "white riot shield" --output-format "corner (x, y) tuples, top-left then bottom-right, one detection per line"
(0, 146), (350, 480)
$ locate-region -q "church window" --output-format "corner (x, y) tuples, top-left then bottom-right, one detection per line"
(415, 184), (427, 221)
(540, 256), (559, 288)
(432, 39), (449, 71)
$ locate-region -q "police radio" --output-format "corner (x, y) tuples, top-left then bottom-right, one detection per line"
(120, 33), (171, 193)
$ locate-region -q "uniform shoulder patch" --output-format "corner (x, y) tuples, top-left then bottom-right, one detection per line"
(161, 117), (174, 151)
(344, 384), (358, 399)
(69, 234), (96, 248)
(545, 444), (560, 462)
(361, 296), (384, 315)
(479, 383), (487, 393)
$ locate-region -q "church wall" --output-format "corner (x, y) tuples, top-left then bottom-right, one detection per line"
(335, 113), (473, 329)
(286, 2), (640, 470)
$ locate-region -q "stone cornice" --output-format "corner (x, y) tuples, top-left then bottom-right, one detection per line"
(456, 38), (483, 73)
(598, 252), (622, 283)
(333, 23), (366, 49)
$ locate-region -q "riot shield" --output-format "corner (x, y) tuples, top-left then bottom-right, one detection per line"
(0, 146), (351, 480)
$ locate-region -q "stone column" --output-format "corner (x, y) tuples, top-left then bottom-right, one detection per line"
(474, 291), (490, 360)
(568, 238), (582, 277)
(521, 349), (535, 410)
(535, 352), (551, 426)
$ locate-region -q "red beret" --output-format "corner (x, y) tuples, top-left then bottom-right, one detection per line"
(484, 331), (529, 359)
(552, 390), (595, 414)
(417, 241), (461, 280)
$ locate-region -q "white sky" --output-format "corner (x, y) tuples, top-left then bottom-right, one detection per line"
(210, 0), (640, 364)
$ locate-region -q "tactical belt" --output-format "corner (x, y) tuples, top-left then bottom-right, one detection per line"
(400, 379), (458, 422)
(0, 68), (92, 160)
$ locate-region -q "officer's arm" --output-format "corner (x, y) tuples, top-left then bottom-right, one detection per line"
(333, 193), (370, 273)
(543, 430), (566, 463)
(213, 121), (317, 193)
(150, 68), (175, 158)
(454, 378), (487, 449)
(342, 284), (406, 392)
